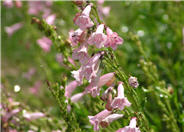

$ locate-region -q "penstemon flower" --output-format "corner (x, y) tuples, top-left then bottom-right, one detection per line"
(88, 24), (107, 48)
(5, 22), (23, 36)
(111, 82), (131, 110)
(105, 27), (123, 50)
(37, 37), (52, 52)
(70, 92), (86, 103)
(116, 117), (141, 132)
(100, 114), (124, 128)
(84, 52), (104, 81)
(85, 75), (100, 97)
(69, 28), (84, 46)
(128, 76), (139, 88)
(98, 72), (115, 87)
(74, 4), (94, 30)
(72, 43), (89, 65)
(45, 14), (56, 25)
(23, 111), (45, 121)
(64, 80), (79, 98)
(88, 109), (112, 131)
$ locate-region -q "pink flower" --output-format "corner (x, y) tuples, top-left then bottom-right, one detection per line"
(88, 109), (112, 131)
(72, 52), (102, 84)
(74, 4), (94, 30)
(3, 0), (13, 8)
(104, 27), (123, 50)
(128, 76), (139, 88)
(37, 37), (52, 52)
(15, 0), (22, 8)
(29, 81), (41, 94)
(28, 1), (43, 15)
(85, 76), (100, 97)
(5, 22), (23, 36)
(85, 72), (114, 97)
(88, 24), (107, 48)
(70, 92), (85, 103)
(116, 117), (141, 132)
(100, 114), (123, 128)
(72, 43), (89, 65)
(69, 28), (83, 46)
(71, 67), (84, 85)
(45, 14), (56, 25)
(68, 57), (76, 66)
(111, 82), (131, 110)
(97, 0), (111, 17)
(83, 52), (103, 82)
(23, 111), (45, 121)
(56, 53), (63, 65)
(98, 72), (115, 87)
(65, 80), (79, 98)
(2, 108), (20, 122)
(23, 68), (36, 80)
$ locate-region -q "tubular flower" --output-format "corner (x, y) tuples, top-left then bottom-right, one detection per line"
(72, 43), (89, 65)
(111, 82), (131, 110)
(37, 37), (52, 52)
(100, 114), (124, 128)
(116, 117), (141, 132)
(69, 28), (84, 46)
(45, 14), (56, 25)
(88, 24), (107, 48)
(85, 75), (100, 97)
(64, 80), (79, 98)
(70, 92), (85, 103)
(5, 22), (23, 36)
(88, 109), (112, 131)
(104, 27), (123, 50)
(74, 4), (94, 30)
(71, 67), (84, 85)
(82, 52), (103, 82)
(23, 111), (45, 121)
(98, 72), (115, 87)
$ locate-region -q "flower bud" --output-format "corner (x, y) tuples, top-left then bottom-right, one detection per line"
(128, 76), (139, 88)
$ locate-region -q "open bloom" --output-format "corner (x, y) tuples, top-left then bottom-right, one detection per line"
(3, 0), (13, 8)
(85, 75), (100, 97)
(37, 37), (52, 52)
(116, 117), (141, 132)
(45, 14), (56, 25)
(72, 52), (102, 84)
(72, 43), (89, 65)
(97, 0), (111, 17)
(82, 52), (103, 82)
(85, 72), (114, 97)
(23, 111), (45, 121)
(69, 28), (85, 46)
(74, 4), (94, 30)
(5, 22), (23, 36)
(88, 24), (107, 48)
(65, 80), (79, 98)
(100, 114), (123, 128)
(111, 82), (131, 110)
(105, 27), (123, 50)
(88, 109), (112, 131)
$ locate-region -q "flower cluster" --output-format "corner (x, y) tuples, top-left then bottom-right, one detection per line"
(64, 1), (140, 131)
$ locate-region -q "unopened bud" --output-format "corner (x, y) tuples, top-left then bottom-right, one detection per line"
(167, 86), (174, 94)
(128, 76), (139, 88)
